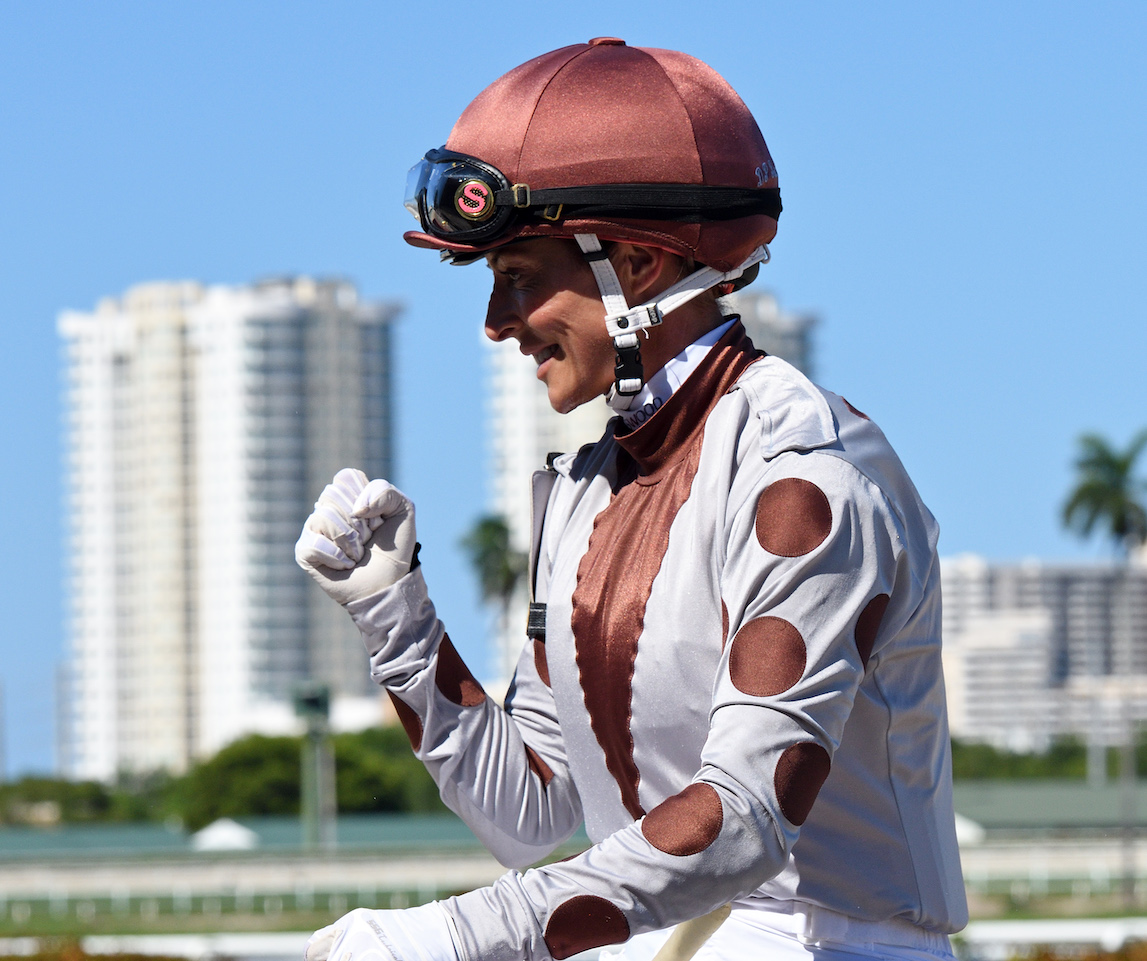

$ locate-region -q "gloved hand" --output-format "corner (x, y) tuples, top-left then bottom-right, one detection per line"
(295, 468), (418, 608)
(305, 903), (460, 961)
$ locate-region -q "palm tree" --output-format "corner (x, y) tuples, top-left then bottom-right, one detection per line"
(461, 515), (528, 679)
(461, 515), (527, 604)
(1062, 429), (1147, 888)
(1062, 429), (1147, 559)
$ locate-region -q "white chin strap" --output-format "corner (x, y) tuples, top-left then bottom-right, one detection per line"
(574, 234), (770, 396)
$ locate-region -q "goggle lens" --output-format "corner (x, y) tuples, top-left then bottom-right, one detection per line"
(404, 148), (513, 242)
(403, 163), (425, 223)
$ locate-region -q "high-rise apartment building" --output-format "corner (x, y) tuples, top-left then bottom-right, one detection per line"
(58, 278), (398, 780)
(482, 289), (815, 683)
(942, 554), (1147, 752)
(729, 289), (816, 381)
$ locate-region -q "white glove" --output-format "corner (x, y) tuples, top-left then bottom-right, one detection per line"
(305, 904), (461, 961)
(295, 468), (418, 607)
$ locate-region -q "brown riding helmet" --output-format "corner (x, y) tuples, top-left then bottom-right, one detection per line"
(403, 38), (780, 273)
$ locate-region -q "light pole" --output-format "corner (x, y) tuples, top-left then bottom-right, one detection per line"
(294, 683), (336, 852)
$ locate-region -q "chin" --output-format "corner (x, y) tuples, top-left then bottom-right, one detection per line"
(546, 375), (610, 415)
(547, 385), (587, 415)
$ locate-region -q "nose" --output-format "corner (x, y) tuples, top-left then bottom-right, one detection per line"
(484, 283), (522, 343)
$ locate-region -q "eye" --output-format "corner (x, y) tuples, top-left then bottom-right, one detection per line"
(489, 258), (535, 291)
(499, 267), (529, 290)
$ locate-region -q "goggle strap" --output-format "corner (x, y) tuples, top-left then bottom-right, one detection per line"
(495, 185), (782, 222)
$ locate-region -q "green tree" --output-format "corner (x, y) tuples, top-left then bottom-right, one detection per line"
(1062, 429), (1147, 559)
(461, 515), (528, 678)
(0, 772), (179, 825)
(0, 729), (446, 829)
(0, 776), (111, 824)
(170, 728), (445, 829)
(171, 734), (301, 831)
(950, 736), (1088, 780)
(107, 769), (179, 822)
(1062, 429), (1147, 798)
(460, 515), (527, 606)
(333, 727), (446, 815)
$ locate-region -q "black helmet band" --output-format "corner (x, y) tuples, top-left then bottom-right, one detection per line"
(405, 147), (782, 246)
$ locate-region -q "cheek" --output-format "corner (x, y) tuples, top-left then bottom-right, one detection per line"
(531, 295), (593, 340)
(568, 332), (619, 401)
(558, 293), (609, 342)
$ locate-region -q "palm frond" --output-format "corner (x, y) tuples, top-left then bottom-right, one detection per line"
(460, 514), (528, 604)
(1062, 429), (1147, 556)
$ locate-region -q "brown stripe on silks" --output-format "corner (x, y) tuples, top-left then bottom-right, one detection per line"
(614, 322), (763, 476)
(572, 446), (703, 818)
(571, 323), (762, 820)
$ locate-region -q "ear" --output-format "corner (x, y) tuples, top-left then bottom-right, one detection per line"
(609, 244), (682, 304)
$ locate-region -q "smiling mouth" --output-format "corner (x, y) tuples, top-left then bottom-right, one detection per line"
(535, 345), (558, 366)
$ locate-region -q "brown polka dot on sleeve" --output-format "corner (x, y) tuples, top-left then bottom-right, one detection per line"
(544, 895), (631, 960)
(774, 742), (831, 826)
(534, 639), (551, 687)
(755, 478), (833, 557)
(729, 617), (806, 696)
(434, 635), (487, 707)
(720, 600), (729, 648)
(387, 692), (423, 751)
(855, 594), (890, 669)
(843, 398), (870, 420)
(642, 783), (724, 856)
(526, 746), (555, 788)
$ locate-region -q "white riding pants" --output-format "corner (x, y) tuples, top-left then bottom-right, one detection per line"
(599, 899), (956, 961)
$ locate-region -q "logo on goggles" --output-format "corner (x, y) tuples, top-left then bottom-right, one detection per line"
(454, 180), (495, 222)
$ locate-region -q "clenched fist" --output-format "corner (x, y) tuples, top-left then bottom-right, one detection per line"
(295, 468), (418, 608)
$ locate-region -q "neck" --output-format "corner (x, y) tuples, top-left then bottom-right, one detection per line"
(609, 318), (736, 428)
(640, 297), (726, 374)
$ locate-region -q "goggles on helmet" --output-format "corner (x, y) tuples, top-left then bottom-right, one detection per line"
(404, 148), (516, 243)
(405, 147), (783, 246)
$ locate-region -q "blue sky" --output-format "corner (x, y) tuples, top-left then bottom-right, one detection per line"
(1, 2), (1144, 776)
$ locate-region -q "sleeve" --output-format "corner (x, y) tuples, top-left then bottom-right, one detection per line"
(440, 451), (915, 961)
(344, 566), (583, 869)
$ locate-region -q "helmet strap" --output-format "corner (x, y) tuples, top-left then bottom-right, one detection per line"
(574, 234), (644, 395)
(574, 233), (770, 398)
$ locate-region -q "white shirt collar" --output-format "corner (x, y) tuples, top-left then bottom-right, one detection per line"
(608, 318), (736, 430)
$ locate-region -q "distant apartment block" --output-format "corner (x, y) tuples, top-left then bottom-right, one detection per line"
(58, 278), (399, 780)
(483, 289), (815, 683)
(729, 289), (816, 381)
(942, 554), (1147, 752)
